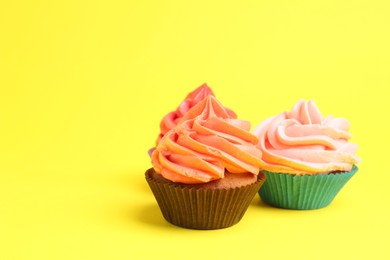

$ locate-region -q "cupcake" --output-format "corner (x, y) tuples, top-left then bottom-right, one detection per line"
(146, 95), (266, 229)
(253, 99), (361, 210)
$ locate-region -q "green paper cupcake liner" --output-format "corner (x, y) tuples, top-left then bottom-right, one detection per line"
(145, 168), (266, 230)
(258, 165), (358, 210)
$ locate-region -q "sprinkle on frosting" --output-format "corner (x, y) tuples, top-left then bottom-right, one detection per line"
(151, 96), (263, 184)
(253, 99), (361, 175)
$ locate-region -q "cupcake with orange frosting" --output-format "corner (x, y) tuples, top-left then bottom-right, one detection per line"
(253, 99), (361, 210)
(146, 95), (266, 229)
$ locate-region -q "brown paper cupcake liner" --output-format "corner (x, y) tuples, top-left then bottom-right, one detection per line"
(145, 168), (266, 230)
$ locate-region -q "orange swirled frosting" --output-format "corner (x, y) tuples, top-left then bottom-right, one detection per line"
(156, 83), (237, 144)
(253, 99), (361, 175)
(151, 95), (263, 184)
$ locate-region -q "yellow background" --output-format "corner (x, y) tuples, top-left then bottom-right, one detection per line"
(1, 0), (389, 259)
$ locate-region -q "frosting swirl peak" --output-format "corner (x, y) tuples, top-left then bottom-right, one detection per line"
(156, 83), (236, 144)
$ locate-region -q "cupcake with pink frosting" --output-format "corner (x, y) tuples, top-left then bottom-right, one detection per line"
(146, 95), (266, 229)
(253, 99), (361, 210)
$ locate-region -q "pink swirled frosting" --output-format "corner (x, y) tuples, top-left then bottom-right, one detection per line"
(151, 95), (263, 184)
(156, 83), (237, 145)
(253, 99), (361, 174)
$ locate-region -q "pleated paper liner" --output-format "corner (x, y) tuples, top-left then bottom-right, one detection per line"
(145, 168), (266, 230)
(258, 165), (358, 210)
